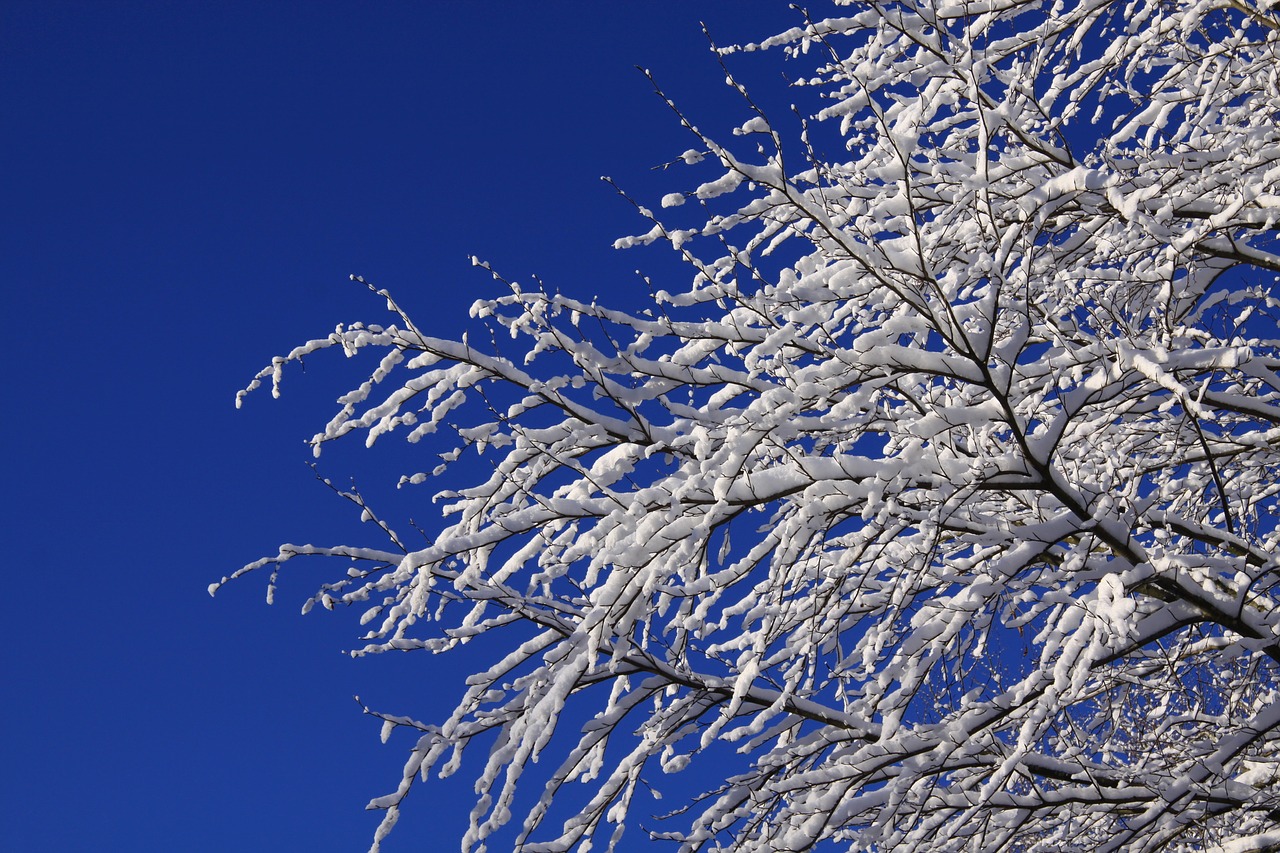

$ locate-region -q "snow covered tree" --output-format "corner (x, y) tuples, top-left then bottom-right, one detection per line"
(214, 1), (1280, 850)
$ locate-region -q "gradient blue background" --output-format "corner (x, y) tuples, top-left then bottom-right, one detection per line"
(3, 2), (806, 850)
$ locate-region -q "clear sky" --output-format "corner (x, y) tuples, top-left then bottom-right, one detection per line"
(2, 2), (805, 850)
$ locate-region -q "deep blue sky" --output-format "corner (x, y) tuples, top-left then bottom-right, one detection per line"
(2, 2), (806, 850)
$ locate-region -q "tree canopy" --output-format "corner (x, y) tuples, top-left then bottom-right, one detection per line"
(215, 1), (1280, 850)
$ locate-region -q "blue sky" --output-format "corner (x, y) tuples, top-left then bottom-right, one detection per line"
(2, 2), (806, 850)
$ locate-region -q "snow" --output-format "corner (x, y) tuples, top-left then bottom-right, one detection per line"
(224, 1), (1280, 850)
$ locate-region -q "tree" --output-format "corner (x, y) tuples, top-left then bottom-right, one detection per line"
(212, 1), (1280, 850)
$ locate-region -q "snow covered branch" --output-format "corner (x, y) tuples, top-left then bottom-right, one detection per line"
(221, 1), (1280, 850)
